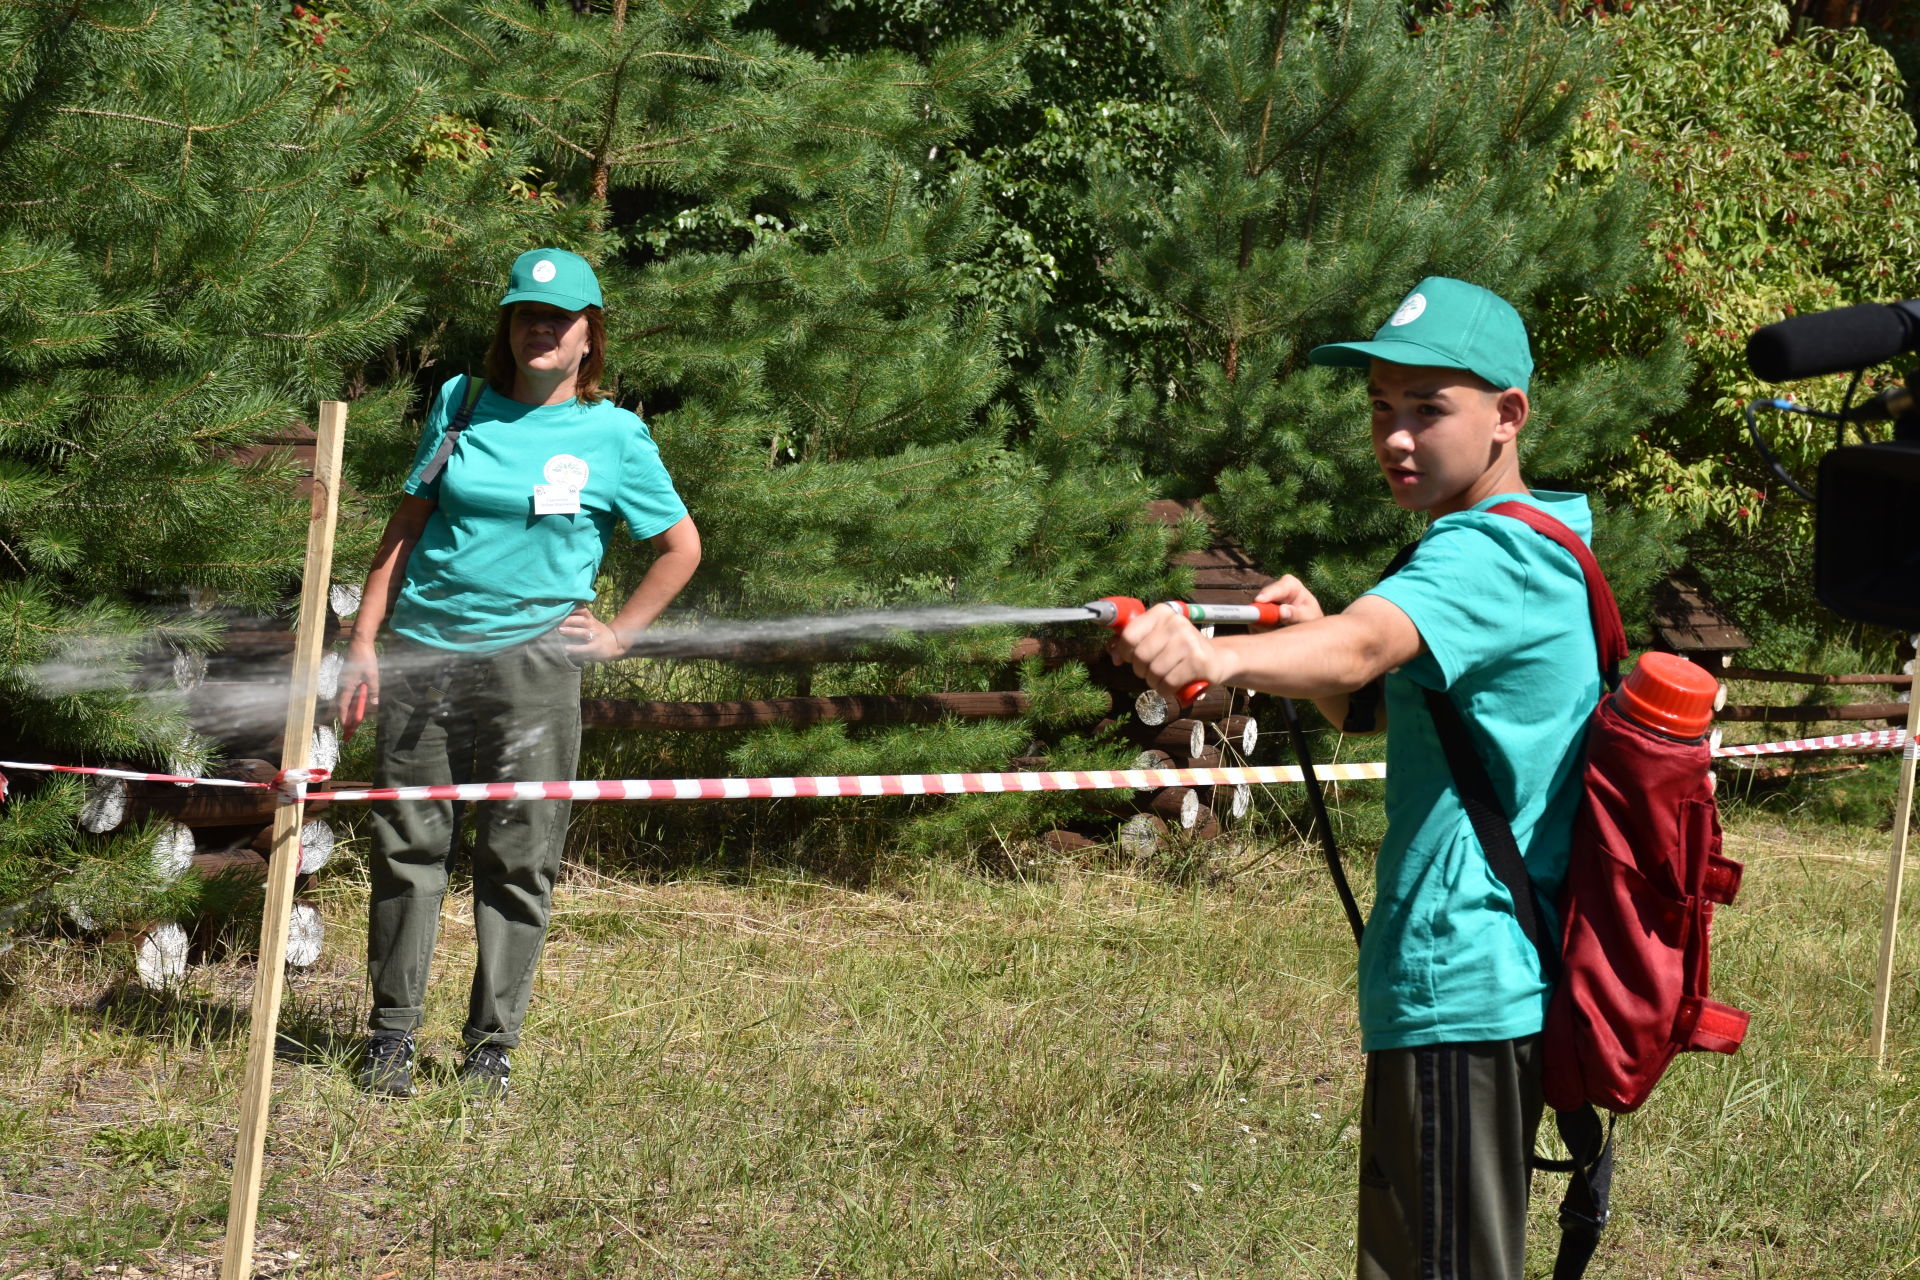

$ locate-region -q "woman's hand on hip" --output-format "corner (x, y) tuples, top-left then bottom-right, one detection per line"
(558, 606), (626, 663)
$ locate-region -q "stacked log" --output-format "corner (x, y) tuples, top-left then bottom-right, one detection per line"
(1103, 669), (1251, 845)
(124, 923), (190, 990)
(75, 761), (344, 986)
(81, 588), (361, 988)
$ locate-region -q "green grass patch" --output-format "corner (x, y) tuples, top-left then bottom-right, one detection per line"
(1, 806), (1917, 1276)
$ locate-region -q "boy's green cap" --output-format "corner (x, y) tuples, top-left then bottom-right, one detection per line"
(1308, 276), (1532, 393)
(499, 248), (603, 312)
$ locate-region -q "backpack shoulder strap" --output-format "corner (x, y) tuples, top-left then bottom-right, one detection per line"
(1416, 502), (1622, 978)
(1280, 694), (1366, 947)
(1341, 537), (1421, 734)
(1485, 500), (1628, 687)
(417, 375), (486, 487)
(1422, 685), (1558, 976)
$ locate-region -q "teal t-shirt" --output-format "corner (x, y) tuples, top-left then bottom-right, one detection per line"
(1356, 490), (1600, 1052)
(392, 376), (688, 653)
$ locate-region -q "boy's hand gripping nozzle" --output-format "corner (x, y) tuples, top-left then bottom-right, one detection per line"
(1082, 597), (1283, 708)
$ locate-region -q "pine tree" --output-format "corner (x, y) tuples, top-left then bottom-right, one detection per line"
(0, 2), (473, 922)
(741, 0), (1184, 365)
(0, 0), (1180, 903)
(1084, 0), (1691, 616)
(377, 0), (1178, 853)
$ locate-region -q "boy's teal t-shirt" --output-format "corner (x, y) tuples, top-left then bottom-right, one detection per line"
(392, 376), (688, 653)
(1357, 490), (1600, 1052)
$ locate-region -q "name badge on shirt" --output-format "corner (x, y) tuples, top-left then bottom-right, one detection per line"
(532, 483), (582, 515)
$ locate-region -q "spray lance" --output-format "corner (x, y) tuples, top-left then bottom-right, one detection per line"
(1078, 597), (1282, 707)
(330, 596), (1276, 738)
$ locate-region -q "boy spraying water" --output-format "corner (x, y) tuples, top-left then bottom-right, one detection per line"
(1112, 278), (1600, 1279)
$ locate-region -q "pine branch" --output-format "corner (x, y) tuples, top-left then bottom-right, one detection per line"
(607, 121), (739, 162)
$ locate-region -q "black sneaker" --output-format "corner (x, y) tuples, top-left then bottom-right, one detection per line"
(358, 1031), (415, 1097)
(459, 1044), (511, 1099)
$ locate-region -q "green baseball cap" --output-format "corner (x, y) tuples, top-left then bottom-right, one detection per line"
(499, 248), (603, 312)
(1308, 276), (1532, 393)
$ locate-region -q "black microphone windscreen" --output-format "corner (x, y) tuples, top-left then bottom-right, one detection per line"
(1747, 303), (1914, 382)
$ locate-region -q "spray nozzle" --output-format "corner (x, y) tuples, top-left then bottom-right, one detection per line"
(1082, 596), (1146, 628)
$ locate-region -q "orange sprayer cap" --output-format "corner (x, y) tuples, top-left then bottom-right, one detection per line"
(1615, 651), (1718, 739)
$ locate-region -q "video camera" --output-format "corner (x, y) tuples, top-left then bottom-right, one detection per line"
(1746, 300), (1920, 630)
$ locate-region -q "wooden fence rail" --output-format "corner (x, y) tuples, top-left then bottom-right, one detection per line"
(1716, 666), (1912, 726)
(1716, 703), (1909, 723)
(1723, 668), (1911, 688)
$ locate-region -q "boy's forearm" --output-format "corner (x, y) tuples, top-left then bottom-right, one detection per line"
(1211, 608), (1413, 701)
(1112, 593), (1421, 712)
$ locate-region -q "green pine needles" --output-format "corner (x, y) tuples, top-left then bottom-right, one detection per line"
(1087, 0), (1689, 609)
(6, 0), (1871, 912)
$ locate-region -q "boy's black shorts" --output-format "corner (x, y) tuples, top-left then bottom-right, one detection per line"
(1356, 1035), (1544, 1280)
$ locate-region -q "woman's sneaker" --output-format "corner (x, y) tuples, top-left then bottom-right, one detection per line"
(459, 1044), (511, 1099)
(357, 1031), (416, 1097)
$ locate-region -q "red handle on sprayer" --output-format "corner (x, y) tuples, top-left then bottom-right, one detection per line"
(1090, 597), (1283, 707)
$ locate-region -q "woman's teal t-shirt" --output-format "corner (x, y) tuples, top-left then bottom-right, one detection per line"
(391, 376), (688, 653)
(1356, 490), (1600, 1052)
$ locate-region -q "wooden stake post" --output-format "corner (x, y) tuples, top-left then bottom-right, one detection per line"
(222, 401), (347, 1279)
(1870, 680), (1920, 1066)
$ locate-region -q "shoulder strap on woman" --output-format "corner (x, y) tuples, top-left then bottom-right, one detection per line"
(417, 375), (486, 486)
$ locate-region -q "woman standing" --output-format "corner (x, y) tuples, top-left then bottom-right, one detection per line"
(337, 248), (700, 1098)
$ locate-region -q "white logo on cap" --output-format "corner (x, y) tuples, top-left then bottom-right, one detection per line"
(1388, 293), (1427, 327)
(544, 454), (589, 490)
(531, 259), (558, 284)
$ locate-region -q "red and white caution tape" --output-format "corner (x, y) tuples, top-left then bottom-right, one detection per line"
(3, 729), (1911, 808)
(304, 762), (1393, 805)
(0, 759), (270, 788)
(0, 760), (330, 804)
(1709, 728), (1908, 758)
(273, 768), (331, 799)
(293, 731), (1911, 803)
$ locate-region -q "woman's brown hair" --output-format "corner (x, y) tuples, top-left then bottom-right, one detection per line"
(484, 304), (607, 403)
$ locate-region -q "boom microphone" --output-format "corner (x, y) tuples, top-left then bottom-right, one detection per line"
(1746, 299), (1920, 382)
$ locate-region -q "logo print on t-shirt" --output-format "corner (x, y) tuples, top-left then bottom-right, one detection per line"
(532, 259), (558, 284)
(1388, 293), (1427, 327)
(544, 454), (589, 491)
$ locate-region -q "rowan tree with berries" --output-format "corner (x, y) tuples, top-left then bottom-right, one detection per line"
(1560, 0), (1920, 646)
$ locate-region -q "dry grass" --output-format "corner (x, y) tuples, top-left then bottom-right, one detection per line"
(1, 799), (1918, 1277)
